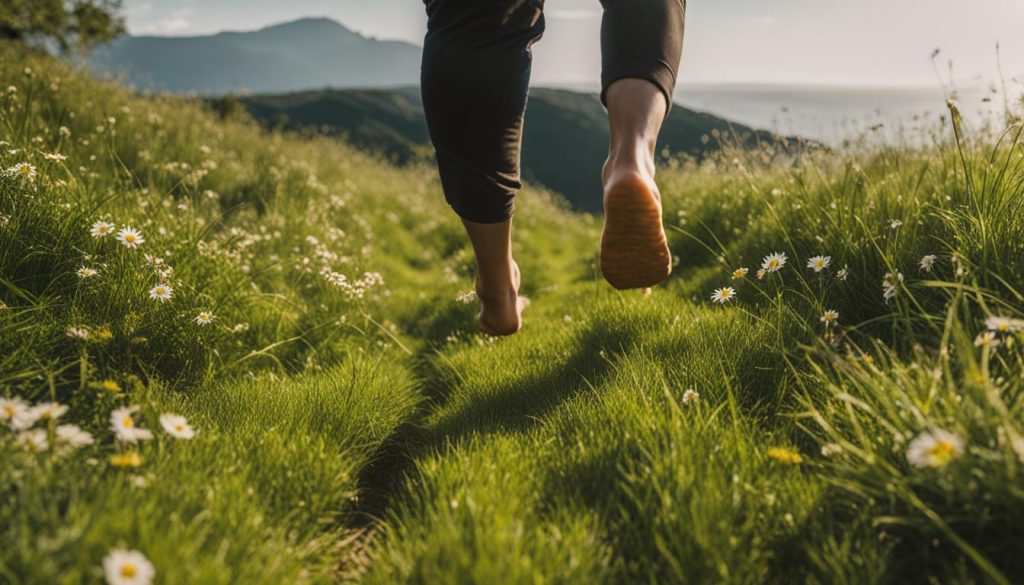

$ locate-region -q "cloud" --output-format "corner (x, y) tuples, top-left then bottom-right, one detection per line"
(134, 16), (191, 34)
(547, 9), (601, 20)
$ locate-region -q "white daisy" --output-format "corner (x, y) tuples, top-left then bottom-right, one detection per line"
(821, 310), (839, 325)
(193, 311), (214, 326)
(761, 252), (788, 274)
(986, 316), (1024, 333)
(30, 401), (68, 422)
(43, 152), (67, 162)
(0, 396), (29, 425)
(731, 267), (749, 280)
(148, 285), (173, 303)
(77, 266), (98, 279)
(159, 413), (196, 440)
(55, 424), (95, 450)
(919, 255), (937, 273)
(5, 162), (36, 181)
(116, 226), (144, 249)
(681, 389), (700, 404)
(889, 219), (903, 230)
(974, 331), (1000, 349)
(91, 221), (115, 238)
(710, 287), (737, 304)
(16, 429), (49, 453)
(103, 549), (155, 585)
(836, 266), (849, 281)
(906, 428), (963, 468)
(110, 406), (154, 443)
(806, 255), (831, 272)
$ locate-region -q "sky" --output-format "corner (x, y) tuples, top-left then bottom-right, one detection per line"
(122, 0), (1024, 88)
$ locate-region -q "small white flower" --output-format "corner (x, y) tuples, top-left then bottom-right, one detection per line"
(66, 326), (91, 340)
(110, 406), (154, 443)
(731, 267), (749, 280)
(77, 266), (98, 279)
(681, 389), (700, 404)
(710, 287), (737, 304)
(890, 219), (903, 230)
(986, 316), (1024, 333)
(16, 429), (49, 453)
(821, 310), (839, 325)
(761, 252), (788, 274)
(30, 401), (68, 422)
(836, 266), (849, 281)
(91, 221), (115, 238)
(906, 429), (964, 468)
(5, 162), (37, 181)
(455, 291), (476, 304)
(43, 152), (67, 162)
(919, 255), (937, 273)
(55, 424), (95, 450)
(806, 255), (831, 273)
(116, 226), (144, 248)
(159, 413), (196, 440)
(820, 443), (842, 457)
(148, 285), (173, 302)
(0, 396), (30, 426)
(974, 331), (1000, 349)
(103, 548), (156, 585)
(194, 311), (214, 325)
(882, 271), (903, 301)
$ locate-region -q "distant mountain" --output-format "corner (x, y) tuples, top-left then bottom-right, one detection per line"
(225, 87), (793, 213)
(90, 18), (421, 94)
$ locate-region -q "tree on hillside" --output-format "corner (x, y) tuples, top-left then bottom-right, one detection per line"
(0, 0), (124, 53)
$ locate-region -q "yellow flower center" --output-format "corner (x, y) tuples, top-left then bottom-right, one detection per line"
(768, 260), (779, 268)
(928, 441), (956, 462)
(2, 405), (12, 416)
(19, 167), (30, 175)
(122, 416), (134, 428)
(998, 323), (1009, 332)
(121, 563), (136, 577)
(125, 234), (135, 242)
(175, 423), (185, 432)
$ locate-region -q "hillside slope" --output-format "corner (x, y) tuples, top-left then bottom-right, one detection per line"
(89, 18), (421, 94)
(232, 87), (790, 212)
(3, 43), (1024, 585)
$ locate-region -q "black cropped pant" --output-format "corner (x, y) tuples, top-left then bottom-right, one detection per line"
(421, 0), (686, 223)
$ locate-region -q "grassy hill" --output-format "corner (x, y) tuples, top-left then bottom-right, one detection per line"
(89, 18), (421, 94)
(3, 41), (1024, 585)
(228, 87), (791, 213)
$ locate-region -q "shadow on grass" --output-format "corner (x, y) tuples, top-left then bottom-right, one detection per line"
(424, 323), (636, 448)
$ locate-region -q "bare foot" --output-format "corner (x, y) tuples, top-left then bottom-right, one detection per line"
(477, 261), (528, 336)
(600, 169), (672, 290)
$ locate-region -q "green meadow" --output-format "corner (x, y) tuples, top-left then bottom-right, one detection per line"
(2, 43), (1024, 584)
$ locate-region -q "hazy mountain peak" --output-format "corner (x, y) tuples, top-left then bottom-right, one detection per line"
(90, 17), (422, 95)
(243, 17), (360, 39)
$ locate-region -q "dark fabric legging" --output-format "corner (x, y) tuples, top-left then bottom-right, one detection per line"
(421, 0), (686, 223)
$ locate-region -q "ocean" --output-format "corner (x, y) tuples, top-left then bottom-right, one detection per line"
(672, 84), (1015, 146)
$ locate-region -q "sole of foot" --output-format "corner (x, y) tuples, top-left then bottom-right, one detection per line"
(600, 172), (672, 290)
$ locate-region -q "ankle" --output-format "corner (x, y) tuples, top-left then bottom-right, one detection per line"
(605, 147), (655, 180)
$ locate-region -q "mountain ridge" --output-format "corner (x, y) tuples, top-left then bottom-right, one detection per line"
(225, 86), (794, 212)
(90, 17), (422, 94)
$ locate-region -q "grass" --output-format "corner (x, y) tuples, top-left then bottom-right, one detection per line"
(1, 42), (1024, 584)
